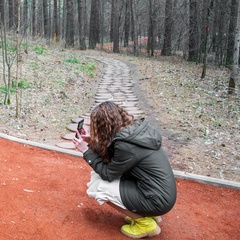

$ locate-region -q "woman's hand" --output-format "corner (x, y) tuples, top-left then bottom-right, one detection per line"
(73, 130), (89, 153)
(80, 128), (91, 143)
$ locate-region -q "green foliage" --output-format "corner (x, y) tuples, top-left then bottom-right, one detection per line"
(6, 41), (17, 52)
(12, 79), (31, 89)
(0, 85), (15, 93)
(64, 58), (80, 64)
(34, 45), (45, 55)
(52, 79), (65, 88)
(30, 62), (39, 68)
(0, 80), (30, 96)
(79, 60), (96, 78)
(0, 39), (17, 52)
(64, 58), (96, 77)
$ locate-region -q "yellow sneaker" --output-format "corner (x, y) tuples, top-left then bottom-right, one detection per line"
(125, 215), (162, 224)
(121, 217), (161, 238)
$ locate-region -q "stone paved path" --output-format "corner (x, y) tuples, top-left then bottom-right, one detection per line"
(56, 56), (144, 150)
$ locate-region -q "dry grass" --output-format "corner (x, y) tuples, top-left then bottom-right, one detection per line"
(0, 44), (239, 182)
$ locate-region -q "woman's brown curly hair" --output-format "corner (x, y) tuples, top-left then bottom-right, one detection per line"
(88, 101), (134, 163)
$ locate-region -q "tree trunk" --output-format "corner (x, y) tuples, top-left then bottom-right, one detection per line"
(112, 0), (120, 53)
(226, 0), (238, 68)
(89, 0), (100, 49)
(228, 0), (240, 94)
(0, 0), (4, 25)
(48, 0), (52, 43)
(214, 2), (227, 66)
(188, 0), (198, 62)
(43, 0), (48, 39)
(162, 0), (173, 56)
(201, 0), (214, 79)
(23, 0), (28, 35)
(65, 0), (74, 47)
(32, 0), (36, 37)
(78, 0), (86, 50)
(53, 0), (58, 44)
(131, 0), (138, 56)
(9, 0), (14, 30)
(110, 0), (114, 42)
(124, 0), (130, 47)
(147, 0), (154, 56)
(15, 0), (21, 117)
(14, 0), (18, 29)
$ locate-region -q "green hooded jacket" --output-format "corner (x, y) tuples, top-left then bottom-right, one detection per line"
(83, 118), (176, 215)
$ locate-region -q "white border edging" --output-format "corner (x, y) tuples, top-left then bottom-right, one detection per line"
(0, 132), (239, 190)
(173, 170), (240, 190)
(0, 133), (83, 157)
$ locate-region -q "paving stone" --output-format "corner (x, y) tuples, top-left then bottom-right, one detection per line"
(66, 123), (78, 132)
(121, 102), (138, 107)
(127, 110), (144, 114)
(71, 117), (84, 123)
(124, 106), (142, 111)
(62, 132), (75, 140)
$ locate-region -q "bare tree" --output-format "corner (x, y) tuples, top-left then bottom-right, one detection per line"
(15, 0), (21, 116)
(112, 0), (120, 53)
(147, 0), (155, 56)
(9, 0), (14, 30)
(78, 0), (86, 50)
(0, 0), (4, 24)
(226, 0), (238, 68)
(162, 0), (173, 56)
(53, 0), (58, 44)
(65, 0), (74, 47)
(0, 2), (17, 105)
(23, 0), (28, 35)
(131, 0), (138, 56)
(110, 0), (114, 43)
(43, 0), (48, 39)
(201, 0), (214, 79)
(124, 0), (130, 47)
(32, 0), (36, 37)
(213, 1), (229, 65)
(89, 0), (100, 49)
(188, 0), (199, 62)
(228, 0), (240, 94)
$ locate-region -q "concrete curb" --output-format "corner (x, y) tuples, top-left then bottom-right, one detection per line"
(173, 170), (240, 190)
(0, 133), (83, 158)
(1, 132), (240, 190)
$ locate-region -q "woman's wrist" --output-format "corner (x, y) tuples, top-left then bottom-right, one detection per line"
(82, 147), (89, 154)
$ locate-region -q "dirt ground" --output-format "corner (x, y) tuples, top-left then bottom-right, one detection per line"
(0, 138), (239, 240)
(0, 47), (239, 183)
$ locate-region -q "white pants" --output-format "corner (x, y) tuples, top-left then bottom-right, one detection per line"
(87, 171), (126, 209)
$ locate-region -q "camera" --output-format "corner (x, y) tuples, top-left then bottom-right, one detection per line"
(75, 119), (84, 138)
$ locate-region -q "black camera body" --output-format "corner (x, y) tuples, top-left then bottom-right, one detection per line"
(75, 119), (84, 138)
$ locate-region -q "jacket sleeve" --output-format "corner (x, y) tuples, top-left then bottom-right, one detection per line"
(83, 141), (140, 182)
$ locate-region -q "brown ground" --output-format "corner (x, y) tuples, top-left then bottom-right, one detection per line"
(0, 46), (239, 183)
(0, 138), (239, 240)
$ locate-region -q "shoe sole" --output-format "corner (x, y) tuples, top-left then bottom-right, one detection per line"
(121, 225), (161, 239)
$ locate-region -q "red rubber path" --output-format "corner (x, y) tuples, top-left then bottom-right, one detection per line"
(0, 138), (239, 239)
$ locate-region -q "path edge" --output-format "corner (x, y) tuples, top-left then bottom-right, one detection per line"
(1, 132), (239, 190)
(0, 132), (83, 157)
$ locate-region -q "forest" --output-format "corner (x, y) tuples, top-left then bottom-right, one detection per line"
(0, 0), (240, 105)
(0, 1), (240, 78)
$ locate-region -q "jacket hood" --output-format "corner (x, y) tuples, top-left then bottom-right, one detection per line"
(113, 119), (162, 150)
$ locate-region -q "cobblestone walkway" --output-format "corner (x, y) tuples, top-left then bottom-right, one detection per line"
(56, 56), (144, 150)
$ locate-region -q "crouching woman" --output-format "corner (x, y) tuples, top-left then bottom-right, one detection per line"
(73, 101), (176, 238)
